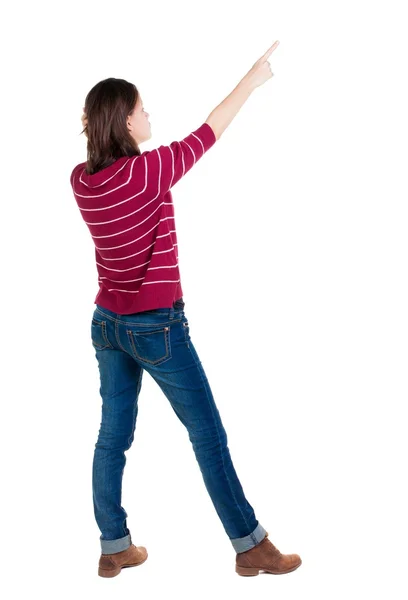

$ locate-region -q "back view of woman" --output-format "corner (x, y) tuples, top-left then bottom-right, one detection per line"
(70, 40), (302, 579)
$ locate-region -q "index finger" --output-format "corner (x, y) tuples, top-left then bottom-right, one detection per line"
(263, 40), (280, 60)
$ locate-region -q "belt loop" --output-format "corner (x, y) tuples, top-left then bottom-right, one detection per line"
(169, 305), (175, 320)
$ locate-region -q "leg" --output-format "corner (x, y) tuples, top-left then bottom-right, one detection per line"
(91, 337), (144, 555)
(134, 313), (267, 553)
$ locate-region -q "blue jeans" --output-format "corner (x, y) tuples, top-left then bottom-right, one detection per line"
(91, 298), (267, 555)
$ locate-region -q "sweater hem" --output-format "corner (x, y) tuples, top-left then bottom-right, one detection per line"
(94, 281), (184, 315)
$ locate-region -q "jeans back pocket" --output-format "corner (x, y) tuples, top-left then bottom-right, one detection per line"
(126, 325), (172, 365)
(91, 318), (113, 350)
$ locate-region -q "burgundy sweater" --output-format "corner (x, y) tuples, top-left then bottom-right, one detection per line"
(70, 122), (217, 314)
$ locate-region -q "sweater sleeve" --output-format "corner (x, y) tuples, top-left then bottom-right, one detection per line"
(139, 122), (217, 197)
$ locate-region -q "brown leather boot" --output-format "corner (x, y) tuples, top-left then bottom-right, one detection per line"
(98, 543), (148, 578)
(236, 531), (302, 576)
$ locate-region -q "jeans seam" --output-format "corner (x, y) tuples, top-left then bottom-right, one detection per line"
(190, 346), (251, 536)
(114, 320), (127, 352)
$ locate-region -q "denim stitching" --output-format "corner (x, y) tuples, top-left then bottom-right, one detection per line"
(95, 307), (182, 328)
(126, 326), (171, 365)
(187, 345), (252, 536)
(92, 319), (113, 349)
(114, 320), (128, 352)
(127, 367), (143, 447)
(102, 320), (114, 349)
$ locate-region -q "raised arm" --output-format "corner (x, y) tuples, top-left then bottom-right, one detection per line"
(141, 40), (280, 197)
(205, 40), (280, 139)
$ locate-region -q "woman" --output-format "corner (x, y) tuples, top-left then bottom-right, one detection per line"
(70, 40), (302, 578)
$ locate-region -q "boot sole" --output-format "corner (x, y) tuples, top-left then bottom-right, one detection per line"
(98, 553), (148, 578)
(236, 558), (302, 577)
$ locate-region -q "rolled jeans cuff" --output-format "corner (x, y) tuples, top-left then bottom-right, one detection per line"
(231, 522), (268, 554)
(100, 532), (132, 555)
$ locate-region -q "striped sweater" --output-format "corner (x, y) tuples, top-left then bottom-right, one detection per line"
(70, 121), (217, 314)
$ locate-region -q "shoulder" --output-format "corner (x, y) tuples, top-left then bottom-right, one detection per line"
(70, 161), (87, 187)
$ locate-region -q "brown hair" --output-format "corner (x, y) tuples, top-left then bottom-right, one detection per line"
(81, 78), (141, 175)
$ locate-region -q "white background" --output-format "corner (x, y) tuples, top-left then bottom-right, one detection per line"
(1, 0), (407, 598)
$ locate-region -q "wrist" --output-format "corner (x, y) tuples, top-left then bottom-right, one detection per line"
(238, 74), (256, 95)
